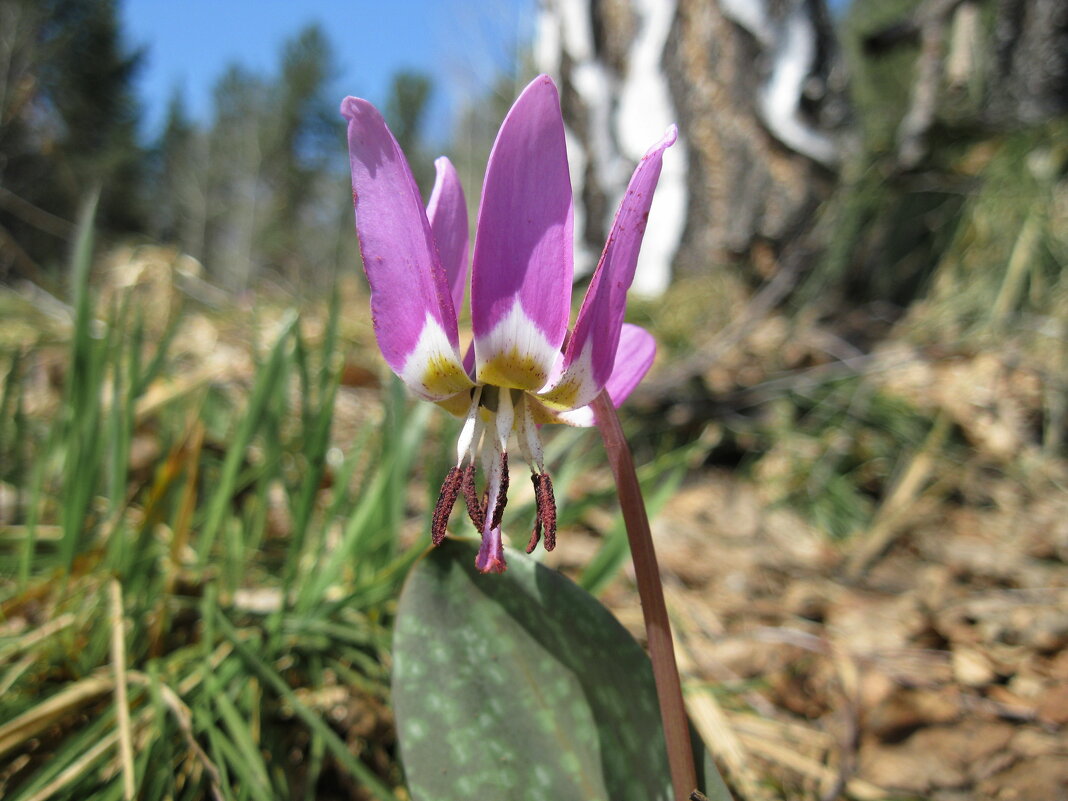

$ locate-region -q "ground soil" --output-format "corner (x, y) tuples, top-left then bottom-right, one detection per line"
(543, 463), (1068, 800)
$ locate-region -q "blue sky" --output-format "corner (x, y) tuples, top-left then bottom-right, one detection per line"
(121, 0), (536, 142)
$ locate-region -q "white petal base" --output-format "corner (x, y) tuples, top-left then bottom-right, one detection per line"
(399, 312), (473, 401)
(474, 298), (560, 392)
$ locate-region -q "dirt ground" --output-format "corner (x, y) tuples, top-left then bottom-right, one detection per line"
(545, 463), (1068, 800)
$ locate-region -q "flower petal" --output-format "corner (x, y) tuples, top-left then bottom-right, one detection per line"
(538, 126), (677, 411)
(530, 324), (655, 427)
(471, 75), (573, 391)
(341, 96), (471, 401)
(426, 156), (469, 315)
(602, 323), (656, 406)
(541, 403), (595, 428)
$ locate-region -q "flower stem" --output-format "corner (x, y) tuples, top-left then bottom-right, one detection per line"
(592, 391), (698, 801)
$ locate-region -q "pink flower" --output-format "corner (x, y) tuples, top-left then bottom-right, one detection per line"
(341, 75), (676, 573)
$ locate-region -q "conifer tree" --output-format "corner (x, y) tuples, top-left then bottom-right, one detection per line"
(0, 0), (144, 280)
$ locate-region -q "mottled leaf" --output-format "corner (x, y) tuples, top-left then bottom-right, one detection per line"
(392, 539), (731, 801)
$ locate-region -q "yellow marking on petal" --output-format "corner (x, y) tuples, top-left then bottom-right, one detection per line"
(421, 355), (472, 396)
(420, 353), (474, 398)
(475, 298), (559, 392)
(537, 377), (581, 411)
(477, 346), (549, 391)
(527, 397), (564, 425)
(399, 312), (473, 400)
(535, 342), (597, 412)
(527, 396), (596, 427)
(434, 389), (474, 417)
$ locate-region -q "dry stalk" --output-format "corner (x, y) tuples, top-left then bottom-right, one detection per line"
(0, 612), (76, 661)
(0, 654), (35, 697)
(21, 730), (120, 801)
(0, 674), (114, 759)
(688, 691), (773, 801)
(108, 580), (136, 800)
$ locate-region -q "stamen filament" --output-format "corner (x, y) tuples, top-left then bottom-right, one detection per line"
(495, 387), (514, 452)
(455, 386), (483, 465)
(517, 394), (545, 473)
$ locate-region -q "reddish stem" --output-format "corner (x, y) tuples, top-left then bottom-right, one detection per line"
(592, 391), (698, 801)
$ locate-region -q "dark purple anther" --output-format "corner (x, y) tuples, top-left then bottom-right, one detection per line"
(431, 466), (464, 546)
(490, 452), (509, 530)
(528, 471), (558, 552)
(460, 463), (485, 532)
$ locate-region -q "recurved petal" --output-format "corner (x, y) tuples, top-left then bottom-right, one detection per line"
(341, 97), (471, 401)
(535, 401), (596, 428)
(426, 156), (469, 315)
(602, 323), (656, 406)
(537, 125), (676, 411)
(531, 324), (656, 427)
(471, 75), (574, 391)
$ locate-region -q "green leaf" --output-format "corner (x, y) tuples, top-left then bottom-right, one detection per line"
(392, 539), (731, 801)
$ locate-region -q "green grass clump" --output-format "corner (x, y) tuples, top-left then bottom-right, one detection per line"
(747, 377), (936, 541)
(0, 201), (421, 800)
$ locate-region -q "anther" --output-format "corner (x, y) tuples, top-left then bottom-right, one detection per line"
(526, 472), (542, 554)
(532, 472), (557, 551)
(490, 452), (509, 530)
(460, 463), (485, 532)
(431, 467), (463, 546)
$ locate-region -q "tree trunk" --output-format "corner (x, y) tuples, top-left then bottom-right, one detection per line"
(536, 0), (849, 292)
(986, 0), (1068, 125)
